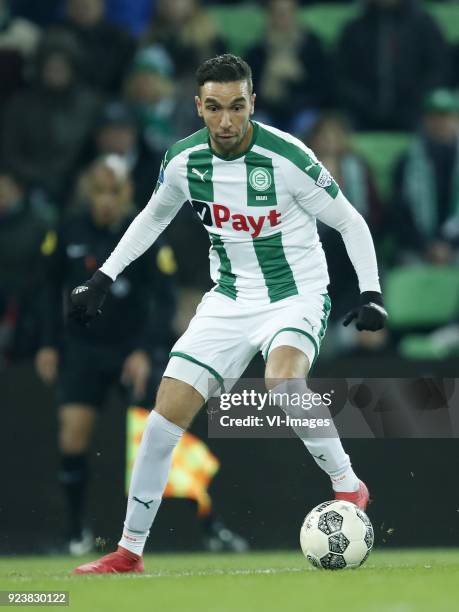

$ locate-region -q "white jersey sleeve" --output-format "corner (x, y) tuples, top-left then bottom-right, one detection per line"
(316, 192), (381, 293)
(100, 155), (186, 281)
(279, 135), (381, 294)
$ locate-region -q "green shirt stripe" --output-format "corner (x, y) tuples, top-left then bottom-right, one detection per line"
(209, 234), (238, 300)
(252, 231), (298, 303)
(256, 124), (339, 199)
(187, 148), (214, 201)
(165, 128), (208, 168)
(245, 150), (277, 207)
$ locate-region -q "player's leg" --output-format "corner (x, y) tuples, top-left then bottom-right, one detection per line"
(264, 345), (368, 507)
(260, 293), (368, 508)
(118, 376), (204, 556)
(73, 292), (255, 573)
(73, 375), (204, 574)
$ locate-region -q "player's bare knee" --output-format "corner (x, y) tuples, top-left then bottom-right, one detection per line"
(154, 377), (204, 430)
(265, 346), (310, 390)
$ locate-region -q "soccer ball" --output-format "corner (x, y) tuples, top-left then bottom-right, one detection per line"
(300, 500), (374, 570)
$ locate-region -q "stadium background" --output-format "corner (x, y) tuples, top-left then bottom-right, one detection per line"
(1, 0), (459, 554)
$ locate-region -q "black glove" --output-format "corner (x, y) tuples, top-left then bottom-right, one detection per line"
(69, 270), (113, 325)
(343, 291), (388, 331)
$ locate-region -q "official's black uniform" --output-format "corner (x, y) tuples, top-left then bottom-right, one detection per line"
(41, 210), (176, 408)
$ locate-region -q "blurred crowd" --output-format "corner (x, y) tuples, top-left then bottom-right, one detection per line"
(1, 0), (459, 368)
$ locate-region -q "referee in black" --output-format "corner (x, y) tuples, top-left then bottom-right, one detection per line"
(35, 155), (176, 554)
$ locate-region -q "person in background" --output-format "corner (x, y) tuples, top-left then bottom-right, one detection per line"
(90, 100), (162, 208)
(0, 0), (42, 112)
(336, 0), (450, 130)
(393, 89), (459, 264)
(35, 155), (176, 555)
(59, 0), (135, 94)
(0, 30), (100, 215)
(143, 0), (226, 78)
(305, 113), (386, 354)
(0, 168), (52, 368)
(123, 46), (179, 156)
(246, 0), (330, 132)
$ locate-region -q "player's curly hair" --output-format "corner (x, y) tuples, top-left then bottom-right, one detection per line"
(196, 54), (253, 92)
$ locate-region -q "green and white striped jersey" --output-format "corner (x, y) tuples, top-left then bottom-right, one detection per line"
(161, 121), (336, 303)
(101, 121), (381, 302)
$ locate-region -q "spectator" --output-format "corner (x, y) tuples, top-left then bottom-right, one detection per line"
(393, 89), (459, 264)
(89, 100), (162, 207)
(1, 30), (100, 211)
(59, 0), (135, 94)
(305, 113), (384, 320)
(144, 0), (226, 78)
(246, 0), (330, 132)
(0, 168), (52, 366)
(123, 46), (178, 155)
(35, 155), (177, 554)
(0, 0), (42, 110)
(336, 0), (450, 131)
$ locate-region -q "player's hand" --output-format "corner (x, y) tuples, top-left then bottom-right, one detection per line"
(69, 270), (113, 326)
(121, 350), (152, 400)
(343, 291), (388, 331)
(35, 347), (59, 384)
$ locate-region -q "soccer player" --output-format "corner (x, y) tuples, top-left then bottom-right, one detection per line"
(71, 55), (387, 574)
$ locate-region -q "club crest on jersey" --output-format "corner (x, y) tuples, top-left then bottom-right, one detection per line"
(249, 167), (272, 192)
(191, 200), (281, 238)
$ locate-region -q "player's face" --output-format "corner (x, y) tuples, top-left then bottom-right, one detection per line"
(196, 80), (255, 156)
(87, 167), (131, 226)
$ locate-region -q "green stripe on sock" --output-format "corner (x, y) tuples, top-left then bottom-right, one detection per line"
(252, 232), (298, 303)
(209, 234), (237, 300)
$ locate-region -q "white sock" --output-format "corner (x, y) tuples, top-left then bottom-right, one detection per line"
(271, 380), (359, 493)
(119, 410), (183, 556)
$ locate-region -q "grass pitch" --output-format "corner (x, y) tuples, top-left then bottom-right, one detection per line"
(1, 549), (458, 612)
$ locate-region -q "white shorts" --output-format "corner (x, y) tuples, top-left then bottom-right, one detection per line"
(163, 290), (331, 401)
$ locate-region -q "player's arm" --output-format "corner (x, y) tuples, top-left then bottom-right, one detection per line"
(315, 192), (387, 331)
(70, 156), (185, 324)
(292, 156), (387, 331)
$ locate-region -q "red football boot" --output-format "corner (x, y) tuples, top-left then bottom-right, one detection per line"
(334, 480), (370, 511)
(72, 546), (144, 575)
